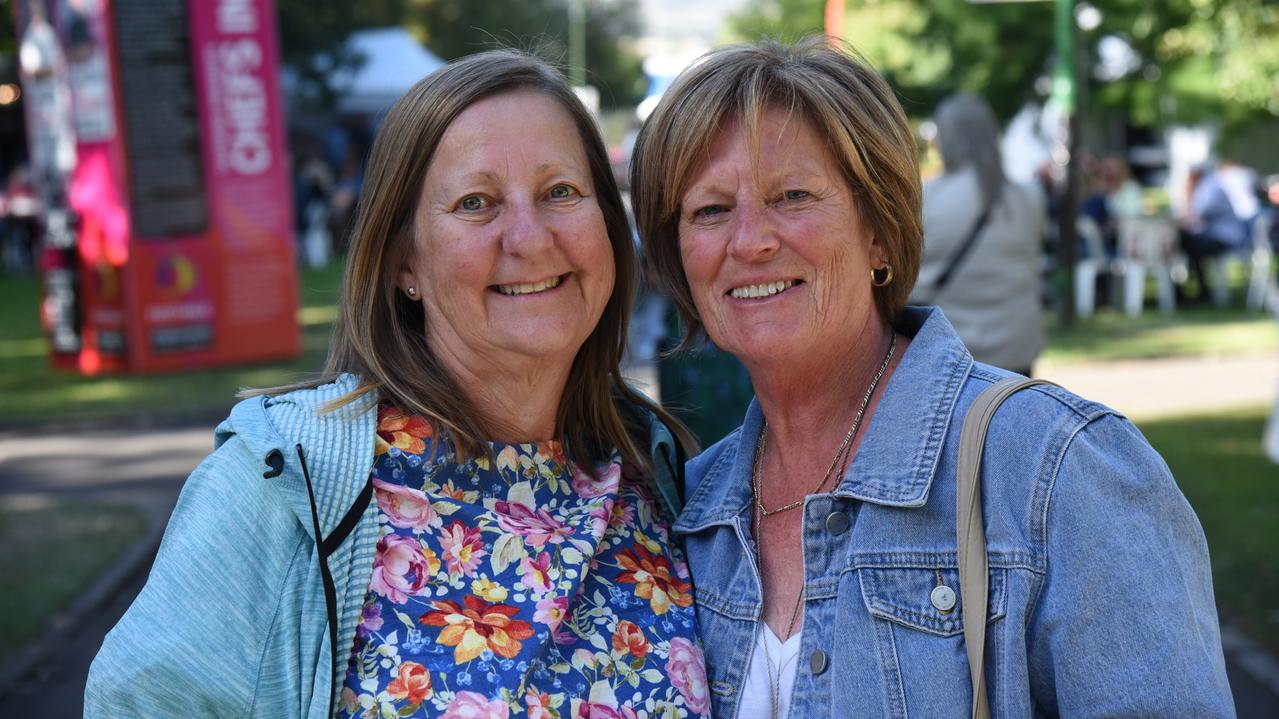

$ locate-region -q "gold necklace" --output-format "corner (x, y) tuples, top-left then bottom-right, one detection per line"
(749, 333), (897, 719)
(752, 333), (897, 517)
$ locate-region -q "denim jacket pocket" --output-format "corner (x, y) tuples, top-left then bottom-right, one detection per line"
(858, 566), (1008, 636)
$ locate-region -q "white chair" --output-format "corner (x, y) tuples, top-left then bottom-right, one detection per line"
(1074, 216), (1122, 317)
(1205, 214), (1274, 311)
(1117, 216), (1179, 317)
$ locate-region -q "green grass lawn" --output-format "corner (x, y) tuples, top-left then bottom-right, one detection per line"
(1042, 305), (1278, 365)
(0, 262), (343, 426)
(0, 500), (147, 666)
(1138, 405), (1279, 654)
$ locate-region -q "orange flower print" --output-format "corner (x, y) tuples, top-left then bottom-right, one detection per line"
(386, 661), (432, 704)
(525, 689), (556, 719)
(611, 620), (649, 659)
(420, 594), (535, 663)
(375, 406), (434, 456)
(615, 545), (693, 615)
(536, 440), (568, 468)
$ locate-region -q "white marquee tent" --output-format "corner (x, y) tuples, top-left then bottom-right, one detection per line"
(325, 28), (445, 116)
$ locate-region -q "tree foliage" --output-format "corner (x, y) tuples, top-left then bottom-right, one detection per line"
(726, 0), (1279, 130)
(276, 0), (408, 110)
(414, 0), (646, 108)
(274, 0), (647, 111)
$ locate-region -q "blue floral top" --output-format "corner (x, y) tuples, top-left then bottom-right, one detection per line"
(337, 405), (710, 719)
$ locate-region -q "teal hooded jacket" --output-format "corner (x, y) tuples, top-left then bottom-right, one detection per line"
(84, 374), (685, 718)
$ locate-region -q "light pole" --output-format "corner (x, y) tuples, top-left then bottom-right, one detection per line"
(569, 0), (586, 87)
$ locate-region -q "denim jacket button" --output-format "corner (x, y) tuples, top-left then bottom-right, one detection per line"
(824, 511), (850, 535)
(931, 584), (957, 613)
(809, 648), (829, 675)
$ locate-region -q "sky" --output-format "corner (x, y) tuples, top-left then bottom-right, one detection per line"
(637, 0), (744, 59)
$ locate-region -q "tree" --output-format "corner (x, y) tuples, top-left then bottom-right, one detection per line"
(726, 0), (1279, 131)
(414, 0), (647, 108)
(275, 0), (407, 111)
(274, 0), (647, 112)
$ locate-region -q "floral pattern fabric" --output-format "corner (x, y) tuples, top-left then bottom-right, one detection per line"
(338, 405), (710, 719)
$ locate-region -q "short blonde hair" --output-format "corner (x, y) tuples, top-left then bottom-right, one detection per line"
(630, 37), (922, 344)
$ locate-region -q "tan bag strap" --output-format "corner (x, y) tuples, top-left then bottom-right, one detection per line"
(957, 377), (1054, 719)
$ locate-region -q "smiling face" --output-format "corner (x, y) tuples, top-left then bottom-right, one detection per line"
(678, 107), (886, 370)
(399, 89), (615, 378)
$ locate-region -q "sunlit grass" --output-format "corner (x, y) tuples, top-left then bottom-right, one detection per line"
(0, 262), (342, 425)
(1042, 305), (1277, 364)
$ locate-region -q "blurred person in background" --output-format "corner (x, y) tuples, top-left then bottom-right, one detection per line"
(0, 164), (39, 274)
(631, 37), (1234, 718)
(910, 93), (1045, 376)
(1178, 161), (1254, 303)
(86, 50), (707, 719)
(1079, 155), (1117, 256)
(292, 137), (335, 269)
(1266, 174), (1279, 255)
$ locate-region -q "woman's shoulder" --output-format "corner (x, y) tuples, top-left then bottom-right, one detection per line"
(962, 364), (1170, 502)
(964, 364), (1109, 428)
(684, 426), (743, 494)
(218, 373), (375, 448)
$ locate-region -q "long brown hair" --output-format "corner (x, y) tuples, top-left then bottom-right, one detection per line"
(267, 50), (693, 472)
(630, 37), (922, 347)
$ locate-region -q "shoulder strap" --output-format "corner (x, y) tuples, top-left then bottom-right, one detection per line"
(957, 377), (1054, 719)
(929, 201), (994, 299)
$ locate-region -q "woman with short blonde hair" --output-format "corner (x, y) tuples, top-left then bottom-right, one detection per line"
(632, 37), (1232, 718)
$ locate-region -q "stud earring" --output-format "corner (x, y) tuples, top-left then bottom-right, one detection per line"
(871, 264), (894, 288)
(406, 286), (418, 298)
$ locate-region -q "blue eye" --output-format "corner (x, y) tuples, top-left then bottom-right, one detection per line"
(548, 184), (578, 200)
(783, 190), (810, 201)
(695, 205), (727, 218)
(458, 195), (489, 212)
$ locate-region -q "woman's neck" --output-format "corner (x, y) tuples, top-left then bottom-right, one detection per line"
(748, 323), (905, 473)
(430, 343), (574, 444)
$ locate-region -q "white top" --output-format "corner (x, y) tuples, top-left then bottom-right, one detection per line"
(911, 167), (1047, 372)
(737, 626), (802, 719)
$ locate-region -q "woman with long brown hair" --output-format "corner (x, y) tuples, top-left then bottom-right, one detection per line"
(86, 50), (707, 719)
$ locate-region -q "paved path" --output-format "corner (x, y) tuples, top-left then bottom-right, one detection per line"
(1, 353), (1277, 716)
(1036, 351), (1279, 421)
(0, 424), (209, 714)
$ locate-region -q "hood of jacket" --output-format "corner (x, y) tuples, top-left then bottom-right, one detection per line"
(214, 373), (378, 543)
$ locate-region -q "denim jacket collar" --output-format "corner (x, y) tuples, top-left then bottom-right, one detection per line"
(675, 306), (973, 532)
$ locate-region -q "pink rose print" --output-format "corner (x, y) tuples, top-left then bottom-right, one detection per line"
(439, 521), (488, 577)
(493, 501), (575, 547)
(571, 681), (638, 719)
(666, 637), (710, 715)
(574, 704), (638, 719)
(519, 552), (554, 594)
(443, 691), (509, 719)
(609, 497), (635, 528)
(583, 498), (614, 538)
(369, 534), (439, 603)
(533, 595), (568, 632)
(373, 478), (441, 530)
(570, 461), (620, 498)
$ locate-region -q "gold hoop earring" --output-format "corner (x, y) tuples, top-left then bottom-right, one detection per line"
(871, 264), (893, 288)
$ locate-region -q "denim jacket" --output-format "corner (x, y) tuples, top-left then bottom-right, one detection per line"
(675, 308), (1234, 718)
(85, 374), (686, 718)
